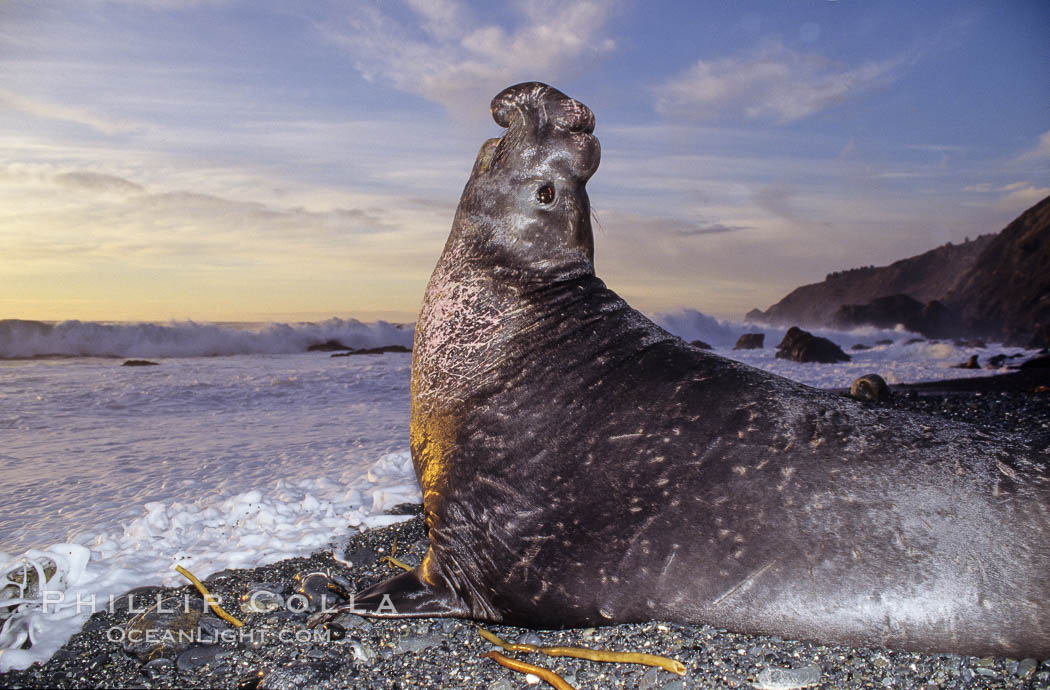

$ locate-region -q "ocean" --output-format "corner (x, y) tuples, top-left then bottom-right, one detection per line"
(0, 313), (1024, 670)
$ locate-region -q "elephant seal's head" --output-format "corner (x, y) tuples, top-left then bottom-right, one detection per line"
(449, 81), (601, 283)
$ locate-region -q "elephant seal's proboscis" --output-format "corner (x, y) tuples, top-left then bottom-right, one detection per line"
(336, 82), (1050, 658)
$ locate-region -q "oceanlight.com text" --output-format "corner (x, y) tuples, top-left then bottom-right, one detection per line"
(106, 627), (336, 645)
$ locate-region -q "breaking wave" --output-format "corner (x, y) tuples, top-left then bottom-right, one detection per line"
(0, 318), (414, 359)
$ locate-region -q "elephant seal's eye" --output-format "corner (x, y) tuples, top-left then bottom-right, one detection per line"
(536, 185), (555, 204)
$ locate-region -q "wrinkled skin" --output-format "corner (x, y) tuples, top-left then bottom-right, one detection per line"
(339, 82), (1050, 658)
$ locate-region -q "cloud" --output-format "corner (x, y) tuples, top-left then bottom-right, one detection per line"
(753, 182), (802, 222)
(4, 172), (408, 269)
(870, 172), (927, 180)
(0, 88), (137, 135)
(1016, 130), (1050, 161)
(592, 210), (748, 240)
(997, 184), (1050, 209)
(962, 179), (1050, 210)
(654, 41), (906, 123)
(320, 0), (617, 115)
(54, 171), (145, 195)
(667, 222), (749, 237)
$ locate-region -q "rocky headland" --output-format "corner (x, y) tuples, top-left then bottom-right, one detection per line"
(747, 195), (1050, 348)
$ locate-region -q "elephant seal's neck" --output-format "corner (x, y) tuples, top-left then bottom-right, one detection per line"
(412, 252), (602, 409)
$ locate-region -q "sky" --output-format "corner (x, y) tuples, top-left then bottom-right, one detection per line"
(1, 0), (1048, 323)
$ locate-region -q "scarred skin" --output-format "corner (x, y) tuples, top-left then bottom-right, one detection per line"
(341, 82), (1050, 657)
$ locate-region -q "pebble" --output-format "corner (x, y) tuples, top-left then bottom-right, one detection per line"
(141, 656), (174, 681)
(517, 631), (543, 646)
(257, 664), (321, 690)
(332, 612), (371, 629)
(394, 631), (444, 654)
(638, 665), (661, 689)
(237, 669), (266, 690)
(239, 584), (284, 614)
(1016, 657), (1037, 679)
(350, 640), (376, 665)
(175, 643), (225, 671)
(753, 664), (822, 689)
(487, 680), (514, 690)
(122, 595), (204, 661)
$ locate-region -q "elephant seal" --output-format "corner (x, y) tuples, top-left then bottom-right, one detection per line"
(343, 82), (1050, 657)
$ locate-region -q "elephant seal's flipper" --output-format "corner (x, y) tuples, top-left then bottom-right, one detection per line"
(352, 568), (468, 618)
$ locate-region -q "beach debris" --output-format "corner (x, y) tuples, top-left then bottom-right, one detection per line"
(174, 564), (243, 627)
(478, 626), (685, 674)
(953, 354), (980, 369)
(485, 650), (576, 689)
(0, 544), (91, 665)
(292, 571), (351, 612)
(379, 536), (412, 572)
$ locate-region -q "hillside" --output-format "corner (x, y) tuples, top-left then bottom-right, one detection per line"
(746, 195), (1050, 347)
(746, 235), (995, 327)
(946, 194), (1050, 347)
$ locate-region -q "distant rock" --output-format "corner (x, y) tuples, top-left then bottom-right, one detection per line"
(122, 359), (159, 366)
(851, 344), (872, 351)
(733, 333), (765, 350)
(986, 354), (1007, 369)
(833, 294), (923, 330)
(689, 340), (713, 350)
(775, 327), (850, 364)
(914, 300), (958, 339)
(331, 345), (412, 357)
(850, 374), (890, 403)
(1020, 354), (1050, 369)
(876, 339), (894, 345)
(307, 340), (351, 352)
(832, 294), (958, 339)
(954, 355), (981, 369)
